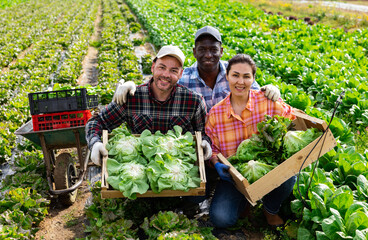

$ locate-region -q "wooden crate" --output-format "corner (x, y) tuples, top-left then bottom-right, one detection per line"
(101, 130), (206, 199)
(218, 110), (337, 206)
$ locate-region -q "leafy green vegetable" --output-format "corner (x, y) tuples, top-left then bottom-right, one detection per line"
(257, 115), (293, 155)
(147, 154), (200, 193)
(233, 136), (272, 163)
(141, 211), (216, 240)
(283, 128), (322, 159)
(141, 125), (197, 163)
(107, 159), (149, 200)
(230, 115), (322, 183)
(106, 125), (201, 198)
(106, 128), (145, 164)
(0, 187), (49, 239)
(235, 160), (275, 184)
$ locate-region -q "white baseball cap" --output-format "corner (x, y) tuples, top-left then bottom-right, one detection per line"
(155, 45), (185, 67)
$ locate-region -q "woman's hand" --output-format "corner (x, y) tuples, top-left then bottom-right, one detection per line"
(214, 162), (232, 182)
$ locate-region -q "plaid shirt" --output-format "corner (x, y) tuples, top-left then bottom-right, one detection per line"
(205, 90), (295, 160)
(86, 79), (209, 149)
(178, 60), (260, 111)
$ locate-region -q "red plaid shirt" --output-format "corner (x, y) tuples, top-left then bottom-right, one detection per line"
(205, 90), (295, 160)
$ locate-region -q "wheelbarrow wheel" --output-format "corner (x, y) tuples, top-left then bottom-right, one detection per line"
(54, 153), (78, 206)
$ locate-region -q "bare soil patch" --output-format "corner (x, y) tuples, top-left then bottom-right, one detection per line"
(35, 182), (91, 240)
(77, 4), (103, 86)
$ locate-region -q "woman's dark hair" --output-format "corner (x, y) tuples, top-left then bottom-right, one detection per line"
(226, 54), (257, 78)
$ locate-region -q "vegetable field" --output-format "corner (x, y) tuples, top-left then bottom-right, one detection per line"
(0, 0), (368, 239)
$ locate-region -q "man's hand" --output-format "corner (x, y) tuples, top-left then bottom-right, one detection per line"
(91, 142), (108, 166)
(112, 80), (137, 105)
(201, 140), (212, 160)
(260, 84), (280, 102)
(214, 162), (232, 182)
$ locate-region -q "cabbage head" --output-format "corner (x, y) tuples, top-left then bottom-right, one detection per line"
(106, 129), (142, 162)
(107, 158), (149, 199)
(236, 160), (275, 184)
(233, 135), (273, 164)
(141, 126), (196, 163)
(146, 155), (200, 193)
(283, 128), (322, 159)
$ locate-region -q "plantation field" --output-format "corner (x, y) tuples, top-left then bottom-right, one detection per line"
(0, 0), (367, 239)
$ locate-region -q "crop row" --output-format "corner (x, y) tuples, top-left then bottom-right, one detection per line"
(0, 0), (149, 237)
(126, 0), (367, 135)
(0, 0), (99, 163)
(98, 0), (143, 85)
(0, 0), (68, 68)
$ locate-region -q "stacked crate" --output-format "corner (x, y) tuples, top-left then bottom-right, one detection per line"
(29, 88), (98, 131)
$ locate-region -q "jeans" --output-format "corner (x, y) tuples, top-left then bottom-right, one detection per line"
(209, 175), (297, 228)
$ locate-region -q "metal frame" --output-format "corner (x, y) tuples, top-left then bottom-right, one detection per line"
(15, 121), (90, 195)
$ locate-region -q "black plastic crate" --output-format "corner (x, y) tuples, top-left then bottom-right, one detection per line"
(87, 94), (99, 109)
(29, 88), (98, 115)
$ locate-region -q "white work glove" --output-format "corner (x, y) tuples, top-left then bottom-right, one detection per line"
(201, 140), (212, 161)
(260, 84), (281, 102)
(90, 142), (108, 166)
(112, 79), (137, 105)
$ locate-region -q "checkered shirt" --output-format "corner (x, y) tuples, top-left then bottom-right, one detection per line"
(86, 79), (209, 149)
(205, 90), (295, 160)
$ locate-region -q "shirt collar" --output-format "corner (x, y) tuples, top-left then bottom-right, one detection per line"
(226, 91), (255, 119)
(192, 61), (227, 83)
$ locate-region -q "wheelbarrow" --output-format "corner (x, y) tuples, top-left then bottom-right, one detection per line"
(15, 120), (90, 206)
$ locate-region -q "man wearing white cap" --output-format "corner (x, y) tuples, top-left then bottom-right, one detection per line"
(87, 45), (212, 165)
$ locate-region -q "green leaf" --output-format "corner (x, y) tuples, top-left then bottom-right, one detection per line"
(346, 211), (368, 236)
(297, 227), (314, 240)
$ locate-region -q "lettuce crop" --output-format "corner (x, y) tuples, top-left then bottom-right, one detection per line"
(236, 160), (275, 184)
(229, 115), (322, 184)
(141, 211), (216, 240)
(283, 128), (322, 159)
(147, 154), (201, 193)
(106, 128), (143, 163)
(106, 125), (200, 199)
(107, 159), (149, 199)
(140, 125), (197, 163)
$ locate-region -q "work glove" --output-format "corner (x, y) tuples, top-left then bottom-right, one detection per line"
(91, 142), (108, 166)
(112, 79), (137, 105)
(260, 84), (280, 102)
(214, 162), (232, 183)
(201, 140), (212, 160)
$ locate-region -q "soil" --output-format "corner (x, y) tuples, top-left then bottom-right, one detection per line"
(77, 4), (103, 86)
(35, 182), (91, 240)
(35, 4), (102, 239)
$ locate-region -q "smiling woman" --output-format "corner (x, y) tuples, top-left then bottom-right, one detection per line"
(226, 54), (257, 115)
(205, 53), (296, 228)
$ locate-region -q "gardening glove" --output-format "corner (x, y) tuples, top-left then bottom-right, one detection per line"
(91, 142), (108, 166)
(201, 140), (212, 160)
(214, 162), (232, 183)
(260, 84), (280, 102)
(112, 79), (137, 105)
